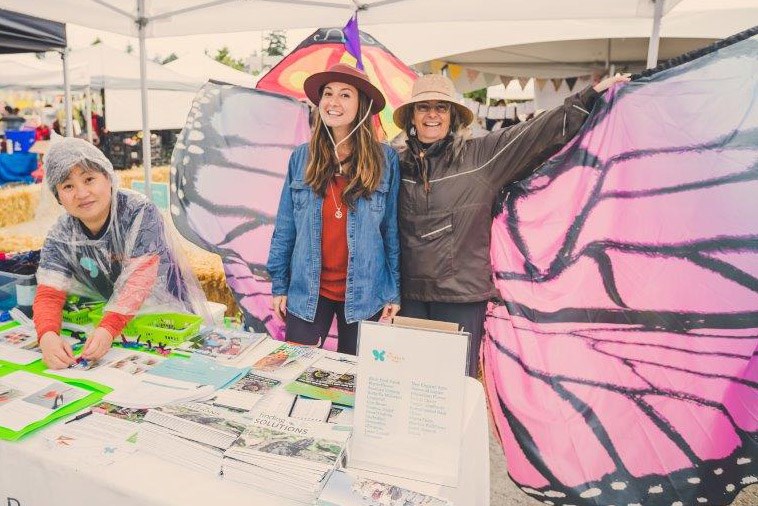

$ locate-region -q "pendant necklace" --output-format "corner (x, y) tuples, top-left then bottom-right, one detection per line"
(329, 179), (343, 219)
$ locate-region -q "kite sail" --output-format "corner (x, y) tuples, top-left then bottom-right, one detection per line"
(483, 28), (758, 506)
(170, 83), (311, 340)
(256, 27), (417, 140)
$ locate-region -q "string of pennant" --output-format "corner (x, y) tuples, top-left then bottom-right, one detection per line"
(430, 60), (591, 93)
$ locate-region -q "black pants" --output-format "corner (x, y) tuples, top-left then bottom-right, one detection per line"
(400, 299), (487, 378)
(285, 296), (381, 356)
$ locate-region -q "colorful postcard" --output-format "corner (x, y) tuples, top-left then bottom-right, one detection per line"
(22, 384), (88, 411)
(108, 353), (160, 375)
(252, 343), (314, 372)
(0, 326), (37, 349)
(179, 327), (265, 361)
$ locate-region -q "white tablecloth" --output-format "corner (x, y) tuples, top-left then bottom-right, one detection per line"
(0, 378), (489, 506)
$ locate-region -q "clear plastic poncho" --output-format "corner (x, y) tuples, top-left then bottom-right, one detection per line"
(38, 137), (210, 321)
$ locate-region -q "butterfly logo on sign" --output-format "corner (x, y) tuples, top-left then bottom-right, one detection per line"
(372, 349), (385, 362)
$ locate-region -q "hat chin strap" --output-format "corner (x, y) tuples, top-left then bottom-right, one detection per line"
(321, 99), (373, 173)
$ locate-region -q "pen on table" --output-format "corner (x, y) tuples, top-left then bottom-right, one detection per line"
(64, 410), (93, 424)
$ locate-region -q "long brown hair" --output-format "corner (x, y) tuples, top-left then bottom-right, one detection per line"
(305, 90), (385, 207)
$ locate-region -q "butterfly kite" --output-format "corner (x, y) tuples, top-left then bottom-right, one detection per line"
(483, 28), (757, 506)
(256, 27), (417, 140)
(171, 28), (757, 506)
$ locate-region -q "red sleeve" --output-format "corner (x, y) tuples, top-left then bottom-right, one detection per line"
(33, 284), (67, 339)
(98, 255), (159, 337)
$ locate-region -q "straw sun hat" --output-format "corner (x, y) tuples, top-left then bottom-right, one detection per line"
(303, 63), (386, 114)
(393, 74), (474, 131)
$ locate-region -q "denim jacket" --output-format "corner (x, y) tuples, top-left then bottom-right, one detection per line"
(267, 143), (401, 324)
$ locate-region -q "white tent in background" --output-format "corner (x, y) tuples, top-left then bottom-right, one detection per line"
(487, 80), (535, 102)
(69, 44), (203, 132)
(72, 44), (200, 91)
(0, 55), (89, 89)
(165, 53), (258, 88)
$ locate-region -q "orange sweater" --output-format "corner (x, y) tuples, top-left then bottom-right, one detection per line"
(319, 176), (349, 301)
(33, 255), (159, 341)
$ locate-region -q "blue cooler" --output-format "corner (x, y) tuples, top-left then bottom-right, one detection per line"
(5, 130), (36, 153)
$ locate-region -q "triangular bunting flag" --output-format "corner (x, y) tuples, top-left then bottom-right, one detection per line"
(535, 78), (547, 92)
(518, 77), (530, 90)
(466, 68), (480, 83)
(551, 78), (562, 91)
(448, 64), (463, 80)
(565, 77), (578, 91)
(429, 60), (446, 74)
(500, 76), (513, 88)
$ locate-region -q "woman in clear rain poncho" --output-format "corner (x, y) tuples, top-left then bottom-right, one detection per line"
(33, 137), (208, 369)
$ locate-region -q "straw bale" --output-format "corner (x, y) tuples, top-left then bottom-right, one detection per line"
(0, 184), (41, 227)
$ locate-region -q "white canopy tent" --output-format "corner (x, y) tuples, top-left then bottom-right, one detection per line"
(165, 53), (259, 88)
(403, 1), (758, 88)
(0, 0), (707, 197)
(0, 55), (90, 89)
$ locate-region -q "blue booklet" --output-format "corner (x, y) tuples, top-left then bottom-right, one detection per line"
(145, 355), (248, 390)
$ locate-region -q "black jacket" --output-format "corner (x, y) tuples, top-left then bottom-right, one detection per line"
(398, 86), (599, 302)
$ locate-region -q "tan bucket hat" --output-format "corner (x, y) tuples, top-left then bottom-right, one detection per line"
(393, 74), (474, 130)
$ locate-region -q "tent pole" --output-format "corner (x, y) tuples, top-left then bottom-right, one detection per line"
(85, 86), (93, 144)
(62, 48), (73, 137)
(647, 0), (664, 69)
(137, 0), (152, 201)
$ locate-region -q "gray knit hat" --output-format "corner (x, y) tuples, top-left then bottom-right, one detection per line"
(45, 137), (116, 198)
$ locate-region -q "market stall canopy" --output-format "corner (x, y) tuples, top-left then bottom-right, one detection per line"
(165, 53), (259, 88)
(402, 0), (758, 69)
(0, 7), (66, 53)
(0, 54), (90, 89)
(70, 44), (202, 91)
(0, 1), (687, 37)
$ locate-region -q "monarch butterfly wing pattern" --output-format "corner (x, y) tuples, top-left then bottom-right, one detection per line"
(170, 83), (311, 339)
(484, 30), (758, 506)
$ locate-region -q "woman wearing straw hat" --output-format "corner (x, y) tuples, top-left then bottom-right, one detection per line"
(393, 73), (628, 377)
(267, 63), (401, 355)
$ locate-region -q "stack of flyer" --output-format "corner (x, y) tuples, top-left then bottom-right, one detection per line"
(138, 401), (247, 475)
(223, 412), (351, 503)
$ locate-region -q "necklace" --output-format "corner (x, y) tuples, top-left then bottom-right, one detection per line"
(329, 179), (343, 219)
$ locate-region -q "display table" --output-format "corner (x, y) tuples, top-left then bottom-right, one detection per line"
(0, 153), (37, 185)
(0, 378), (489, 506)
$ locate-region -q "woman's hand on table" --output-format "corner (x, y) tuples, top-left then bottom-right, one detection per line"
(381, 303), (401, 320)
(81, 327), (114, 361)
(272, 295), (287, 321)
(39, 331), (76, 369)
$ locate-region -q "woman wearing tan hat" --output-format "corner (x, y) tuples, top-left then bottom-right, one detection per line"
(267, 63), (401, 355)
(393, 73), (628, 376)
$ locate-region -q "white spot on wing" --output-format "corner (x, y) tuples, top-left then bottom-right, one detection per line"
(714, 468), (724, 475)
(648, 485), (663, 494)
(742, 476), (757, 485)
(170, 204), (180, 216)
(611, 482), (627, 490)
(687, 477), (701, 484)
(579, 488), (601, 498)
(188, 130), (204, 141)
(737, 457), (751, 465)
(188, 145), (204, 154)
(544, 491), (566, 498)
(725, 484), (735, 492)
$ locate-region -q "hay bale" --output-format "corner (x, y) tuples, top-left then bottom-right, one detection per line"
(117, 165), (170, 190)
(0, 184), (41, 227)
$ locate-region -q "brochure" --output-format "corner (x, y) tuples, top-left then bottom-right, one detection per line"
(178, 327), (266, 361)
